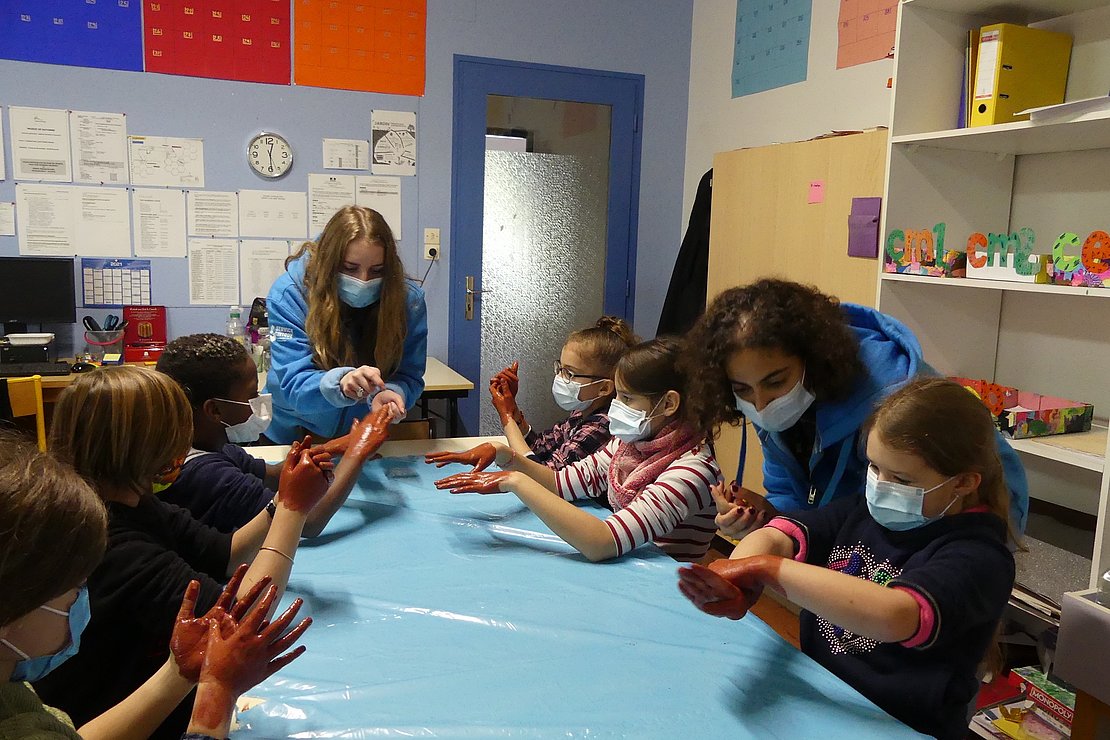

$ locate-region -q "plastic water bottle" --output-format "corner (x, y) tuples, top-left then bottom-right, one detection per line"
(226, 306), (249, 351)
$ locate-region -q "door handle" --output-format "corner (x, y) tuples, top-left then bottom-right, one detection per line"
(464, 275), (490, 320)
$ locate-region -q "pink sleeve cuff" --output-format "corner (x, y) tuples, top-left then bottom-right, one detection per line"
(765, 517), (807, 562)
(892, 585), (936, 648)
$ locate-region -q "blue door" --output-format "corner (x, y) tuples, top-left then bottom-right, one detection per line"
(449, 55), (643, 435)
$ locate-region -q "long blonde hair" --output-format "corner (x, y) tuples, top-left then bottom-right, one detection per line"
(288, 206), (408, 375)
(49, 366), (193, 496)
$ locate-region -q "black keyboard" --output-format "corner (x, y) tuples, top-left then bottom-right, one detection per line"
(0, 362), (72, 377)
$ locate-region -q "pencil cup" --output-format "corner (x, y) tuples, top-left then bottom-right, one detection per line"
(84, 330), (125, 362)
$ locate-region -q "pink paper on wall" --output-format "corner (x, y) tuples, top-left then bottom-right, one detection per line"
(807, 181), (825, 204)
(837, 0), (897, 69)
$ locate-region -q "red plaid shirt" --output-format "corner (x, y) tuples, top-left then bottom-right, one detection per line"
(525, 409), (611, 470)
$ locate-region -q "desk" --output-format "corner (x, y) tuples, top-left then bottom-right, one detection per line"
(420, 356), (474, 436)
(239, 439), (920, 738)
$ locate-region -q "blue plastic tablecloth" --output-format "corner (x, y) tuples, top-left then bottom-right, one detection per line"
(234, 456), (923, 738)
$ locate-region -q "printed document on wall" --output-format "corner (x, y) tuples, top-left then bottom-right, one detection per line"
(308, 174), (356, 234)
(323, 139), (370, 170)
(0, 202), (14, 236)
(187, 191), (239, 237)
(10, 106), (73, 182)
(76, 186), (131, 256)
(132, 188), (187, 257)
(370, 110), (416, 176)
(15, 183), (130, 256)
(239, 240), (293, 305)
(15, 184), (73, 254)
(188, 238), (239, 305)
(70, 111), (130, 184)
(129, 135), (205, 187)
(238, 190), (308, 239)
(0, 109), (6, 180)
(355, 176), (402, 240)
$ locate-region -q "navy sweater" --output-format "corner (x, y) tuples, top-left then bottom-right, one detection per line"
(768, 496), (1014, 739)
(160, 445), (273, 532)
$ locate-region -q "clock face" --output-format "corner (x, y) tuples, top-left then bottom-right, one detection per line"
(248, 133), (293, 178)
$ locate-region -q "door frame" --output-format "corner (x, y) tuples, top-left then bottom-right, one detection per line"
(448, 54), (644, 433)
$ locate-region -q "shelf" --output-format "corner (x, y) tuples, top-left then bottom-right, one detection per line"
(1009, 425), (1107, 473)
(891, 109), (1110, 155)
(880, 272), (1110, 297)
(903, 0), (1109, 22)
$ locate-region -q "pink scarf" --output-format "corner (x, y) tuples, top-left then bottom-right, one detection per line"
(607, 419), (702, 510)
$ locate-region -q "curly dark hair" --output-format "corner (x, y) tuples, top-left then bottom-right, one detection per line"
(680, 279), (865, 438)
(156, 333), (252, 407)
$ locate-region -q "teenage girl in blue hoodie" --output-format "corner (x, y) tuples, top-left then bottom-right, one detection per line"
(266, 206), (428, 443)
(681, 279), (1028, 538)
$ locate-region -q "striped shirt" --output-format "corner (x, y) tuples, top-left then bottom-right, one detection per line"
(555, 438), (721, 561)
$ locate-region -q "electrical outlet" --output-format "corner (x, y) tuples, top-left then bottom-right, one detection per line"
(423, 228), (441, 260)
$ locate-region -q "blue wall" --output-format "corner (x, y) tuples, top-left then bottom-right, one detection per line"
(0, 0), (692, 359)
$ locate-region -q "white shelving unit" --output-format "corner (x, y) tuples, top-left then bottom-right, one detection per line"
(882, 0), (1110, 587)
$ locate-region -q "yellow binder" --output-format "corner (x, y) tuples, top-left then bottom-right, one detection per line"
(970, 23), (1072, 127)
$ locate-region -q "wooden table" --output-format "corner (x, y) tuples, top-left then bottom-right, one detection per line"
(418, 356), (474, 437)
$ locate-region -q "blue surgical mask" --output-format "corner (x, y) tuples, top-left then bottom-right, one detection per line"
(865, 468), (959, 531)
(733, 372), (816, 433)
(608, 397), (664, 444)
(1, 585), (91, 682)
(337, 274), (383, 308)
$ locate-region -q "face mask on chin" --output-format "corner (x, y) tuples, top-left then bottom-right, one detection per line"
(216, 394), (273, 444)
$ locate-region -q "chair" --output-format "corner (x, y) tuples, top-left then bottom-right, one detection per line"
(0, 375), (47, 451)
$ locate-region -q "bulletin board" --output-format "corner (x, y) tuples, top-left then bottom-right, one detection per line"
(294, 0), (426, 96)
(707, 129), (888, 488)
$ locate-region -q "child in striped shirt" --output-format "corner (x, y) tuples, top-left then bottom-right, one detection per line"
(430, 337), (721, 562)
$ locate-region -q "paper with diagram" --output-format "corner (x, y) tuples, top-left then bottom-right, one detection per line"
(129, 135), (205, 187)
(370, 110), (416, 176)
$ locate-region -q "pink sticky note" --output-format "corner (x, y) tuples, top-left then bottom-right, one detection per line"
(808, 181), (825, 204)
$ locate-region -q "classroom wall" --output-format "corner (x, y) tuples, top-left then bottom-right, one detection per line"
(682, 0), (893, 220)
(0, 0), (693, 359)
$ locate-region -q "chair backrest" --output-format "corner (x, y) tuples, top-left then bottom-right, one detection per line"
(0, 376), (47, 451)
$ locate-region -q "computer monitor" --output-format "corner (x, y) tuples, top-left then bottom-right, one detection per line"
(0, 256), (77, 333)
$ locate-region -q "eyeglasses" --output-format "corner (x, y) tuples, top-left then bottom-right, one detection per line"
(553, 361), (607, 383)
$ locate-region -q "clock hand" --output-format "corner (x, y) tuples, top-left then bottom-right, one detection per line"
(267, 143), (274, 167)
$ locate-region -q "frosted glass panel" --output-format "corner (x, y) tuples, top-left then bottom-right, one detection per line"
(480, 151), (608, 435)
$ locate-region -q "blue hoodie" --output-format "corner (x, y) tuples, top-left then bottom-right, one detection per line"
(745, 304), (1029, 533)
(265, 251), (428, 443)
